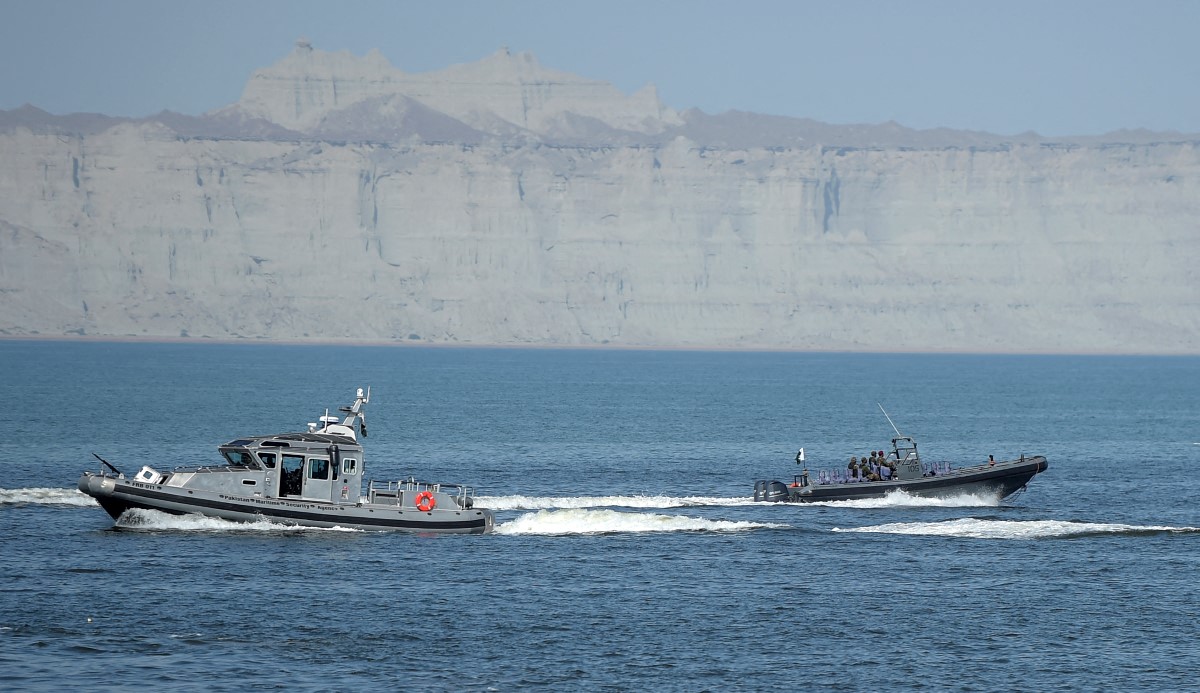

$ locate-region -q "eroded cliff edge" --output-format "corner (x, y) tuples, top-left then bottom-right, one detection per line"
(2, 42), (1197, 353)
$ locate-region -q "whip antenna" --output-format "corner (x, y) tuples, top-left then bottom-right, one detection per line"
(877, 402), (903, 438)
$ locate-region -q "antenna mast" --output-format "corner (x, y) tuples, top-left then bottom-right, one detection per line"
(877, 402), (903, 438)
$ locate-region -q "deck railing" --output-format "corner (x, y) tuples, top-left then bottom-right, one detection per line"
(366, 477), (475, 508)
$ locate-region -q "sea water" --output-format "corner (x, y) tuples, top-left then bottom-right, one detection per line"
(1, 341), (1197, 691)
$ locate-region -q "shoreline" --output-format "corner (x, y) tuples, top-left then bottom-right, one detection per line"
(0, 332), (1193, 357)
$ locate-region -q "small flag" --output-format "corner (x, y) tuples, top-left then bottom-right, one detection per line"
(796, 447), (805, 463)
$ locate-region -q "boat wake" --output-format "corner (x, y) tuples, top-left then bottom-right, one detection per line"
(0, 487), (98, 507)
(835, 518), (1200, 539)
(494, 508), (787, 536)
(809, 489), (1002, 509)
(115, 508), (362, 533)
(477, 494), (755, 511)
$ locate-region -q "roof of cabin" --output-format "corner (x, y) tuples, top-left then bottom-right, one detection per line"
(222, 432), (359, 447)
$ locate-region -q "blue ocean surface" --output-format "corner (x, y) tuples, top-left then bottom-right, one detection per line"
(1, 341), (1198, 691)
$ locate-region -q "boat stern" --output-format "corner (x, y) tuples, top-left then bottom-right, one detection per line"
(753, 479), (796, 502)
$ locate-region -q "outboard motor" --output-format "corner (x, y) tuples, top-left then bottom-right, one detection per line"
(754, 479), (792, 502)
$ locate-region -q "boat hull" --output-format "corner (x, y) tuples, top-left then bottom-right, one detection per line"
(79, 473), (494, 534)
(771, 456), (1048, 503)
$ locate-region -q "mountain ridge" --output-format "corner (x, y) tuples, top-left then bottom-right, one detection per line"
(4, 41), (1196, 148)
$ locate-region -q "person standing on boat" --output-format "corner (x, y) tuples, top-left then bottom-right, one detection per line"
(988, 454), (996, 466)
(848, 456), (860, 480)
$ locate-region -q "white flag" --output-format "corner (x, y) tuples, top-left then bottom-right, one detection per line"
(798, 448), (805, 462)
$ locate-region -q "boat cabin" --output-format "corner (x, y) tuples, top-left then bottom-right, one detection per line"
(219, 432), (366, 503)
(131, 428), (368, 505)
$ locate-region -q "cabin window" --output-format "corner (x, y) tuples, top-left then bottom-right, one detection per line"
(258, 452), (277, 469)
(341, 458), (358, 475)
(223, 450), (258, 468)
(308, 458), (330, 480)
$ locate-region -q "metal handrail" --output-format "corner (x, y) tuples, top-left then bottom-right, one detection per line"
(366, 478), (475, 506)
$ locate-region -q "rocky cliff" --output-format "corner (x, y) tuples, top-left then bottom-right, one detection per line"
(1, 41), (1197, 353)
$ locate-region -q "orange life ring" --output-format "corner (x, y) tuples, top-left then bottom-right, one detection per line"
(414, 490), (436, 512)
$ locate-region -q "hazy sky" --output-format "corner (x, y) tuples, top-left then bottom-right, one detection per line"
(3, 0), (1197, 136)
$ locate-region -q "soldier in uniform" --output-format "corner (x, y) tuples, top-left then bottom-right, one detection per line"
(865, 453), (881, 481)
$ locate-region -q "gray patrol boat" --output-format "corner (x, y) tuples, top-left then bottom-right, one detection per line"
(79, 388), (494, 533)
(754, 407), (1048, 503)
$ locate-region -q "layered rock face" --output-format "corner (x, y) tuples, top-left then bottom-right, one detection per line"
(1, 42), (1197, 353)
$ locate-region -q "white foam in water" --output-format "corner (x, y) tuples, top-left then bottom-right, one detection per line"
(0, 486), (99, 507)
(835, 518), (1198, 539)
(494, 508), (787, 535)
(809, 489), (1002, 509)
(116, 508), (361, 533)
(476, 494), (757, 511)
